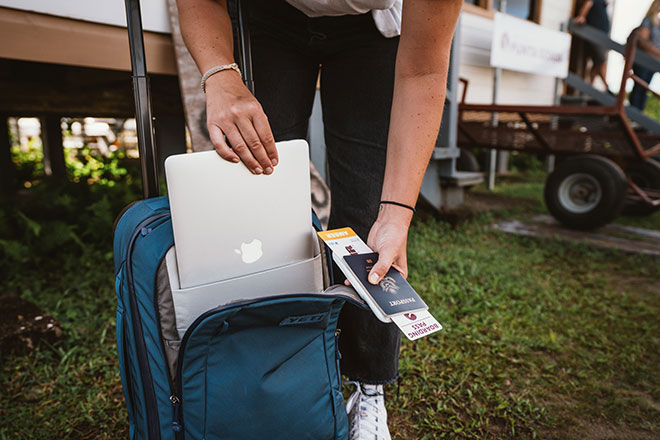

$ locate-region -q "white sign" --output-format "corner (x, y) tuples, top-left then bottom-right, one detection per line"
(490, 12), (571, 78)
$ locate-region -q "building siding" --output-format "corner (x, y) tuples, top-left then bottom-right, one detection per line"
(459, 1), (573, 105)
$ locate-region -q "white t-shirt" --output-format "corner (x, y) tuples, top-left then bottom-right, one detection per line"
(285, 0), (402, 37)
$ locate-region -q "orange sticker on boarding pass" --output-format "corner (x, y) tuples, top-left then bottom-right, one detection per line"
(317, 227), (373, 257)
(317, 227), (358, 242)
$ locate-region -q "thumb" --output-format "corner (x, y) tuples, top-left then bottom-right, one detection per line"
(368, 250), (396, 285)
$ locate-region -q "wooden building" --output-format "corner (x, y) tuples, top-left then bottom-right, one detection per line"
(0, 0), (583, 193)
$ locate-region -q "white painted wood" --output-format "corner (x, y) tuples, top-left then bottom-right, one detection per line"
(0, 0), (171, 33)
(540, 0), (573, 30)
(460, 13), (495, 67)
(459, 2), (573, 106)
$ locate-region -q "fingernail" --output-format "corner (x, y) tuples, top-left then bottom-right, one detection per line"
(272, 158), (278, 166)
(369, 273), (379, 284)
(255, 167), (263, 174)
(232, 157), (240, 163)
(265, 167), (273, 174)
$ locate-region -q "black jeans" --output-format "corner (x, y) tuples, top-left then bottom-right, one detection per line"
(629, 64), (655, 111)
(246, 0), (401, 384)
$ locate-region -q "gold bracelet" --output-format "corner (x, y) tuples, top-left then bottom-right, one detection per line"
(201, 63), (242, 93)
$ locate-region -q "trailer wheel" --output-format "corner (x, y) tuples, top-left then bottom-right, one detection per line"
(622, 159), (660, 217)
(544, 155), (627, 230)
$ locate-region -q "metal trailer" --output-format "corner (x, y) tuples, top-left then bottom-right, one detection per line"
(457, 29), (660, 230)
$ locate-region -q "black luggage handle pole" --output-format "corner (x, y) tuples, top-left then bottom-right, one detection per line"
(236, 0), (255, 94)
(125, 0), (159, 199)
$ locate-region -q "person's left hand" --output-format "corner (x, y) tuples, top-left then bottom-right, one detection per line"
(365, 204), (414, 285)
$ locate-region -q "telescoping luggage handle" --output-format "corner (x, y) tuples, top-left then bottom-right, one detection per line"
(124, 0), (255, 199)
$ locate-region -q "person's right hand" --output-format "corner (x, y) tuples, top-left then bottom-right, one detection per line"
(574, 16), (586, 25)
(204, 71), (278, 175)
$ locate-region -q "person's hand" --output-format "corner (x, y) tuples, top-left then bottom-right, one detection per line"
(365, 204), (414, 285)
(205, 71), (278, 175)
(574, 16), (586, 25)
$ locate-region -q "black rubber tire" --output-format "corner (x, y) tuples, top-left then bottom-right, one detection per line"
(622, 159), (660, 217)
(544, 155), (627, 230)
(456, 148), (480, 172)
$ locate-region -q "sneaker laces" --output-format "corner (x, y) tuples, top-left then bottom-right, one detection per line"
(346, 382), (391, 440)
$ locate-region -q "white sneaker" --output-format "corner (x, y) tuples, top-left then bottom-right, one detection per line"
(346, 382), (392, 440)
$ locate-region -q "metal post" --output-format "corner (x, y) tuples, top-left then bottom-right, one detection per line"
(0, 115), (14, 194)
(489, 66), (501, 190)
(125, 0), (159, 199)
(489, 0), (507, 190)
(548, 21), (567, 174)
(236, 0), (255, 94)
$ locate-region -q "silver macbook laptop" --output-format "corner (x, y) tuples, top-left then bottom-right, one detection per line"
(165, 140), (315, 289)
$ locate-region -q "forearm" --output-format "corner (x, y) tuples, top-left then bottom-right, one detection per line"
(576, 1), (593, 20)
(177, 0), (277, 173)
(176, 0), (235, 74)
(381, 0), (462, 208)
(381, 74), (447, 206)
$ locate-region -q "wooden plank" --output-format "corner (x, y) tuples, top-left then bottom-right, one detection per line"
(459, 103), (616, 115)
(0, 58), (183, 118)
(568, 21), (660, 73)
(564, 72), (660, 133)
(0, 7), (176, 75)
(463, 3), (495, 19)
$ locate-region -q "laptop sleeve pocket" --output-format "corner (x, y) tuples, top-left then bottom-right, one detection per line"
(167, 233), (324, 336)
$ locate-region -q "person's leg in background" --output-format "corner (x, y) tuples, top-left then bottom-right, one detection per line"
(587, 44), (610, 91)
(629, 65), (655, 110)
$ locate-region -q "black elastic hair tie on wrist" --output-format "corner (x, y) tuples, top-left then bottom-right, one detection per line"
(379, 200), (416, 214)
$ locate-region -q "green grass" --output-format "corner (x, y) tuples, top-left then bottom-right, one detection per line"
(2, 165), (660, 439)
(395, 213), (660, 439)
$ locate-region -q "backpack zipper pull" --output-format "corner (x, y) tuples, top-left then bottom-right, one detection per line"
(140, 227), (153, 237)
(334, 328), (342, 360)
(170, 395), (182, 433)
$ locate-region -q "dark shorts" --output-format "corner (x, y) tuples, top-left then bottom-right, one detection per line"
(586, 42), (607, 66)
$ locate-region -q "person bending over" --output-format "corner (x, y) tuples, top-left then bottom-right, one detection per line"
(177, 0), (461, 438)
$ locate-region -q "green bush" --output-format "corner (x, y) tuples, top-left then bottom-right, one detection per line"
(0, 147), (141, 266)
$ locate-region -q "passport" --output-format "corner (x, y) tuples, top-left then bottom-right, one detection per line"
(343, 252), (427, 316)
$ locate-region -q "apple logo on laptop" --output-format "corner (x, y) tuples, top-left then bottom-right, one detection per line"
(234, 239), (263, 264)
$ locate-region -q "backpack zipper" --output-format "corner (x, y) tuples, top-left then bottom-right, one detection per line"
(124, 211), (170, 440)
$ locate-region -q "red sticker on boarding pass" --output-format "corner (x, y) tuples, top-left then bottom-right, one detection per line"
(391, 310), (443, 341)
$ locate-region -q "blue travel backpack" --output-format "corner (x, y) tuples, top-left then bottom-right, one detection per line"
(116, 1), (361, 437)
(113, 197), (359, 439)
